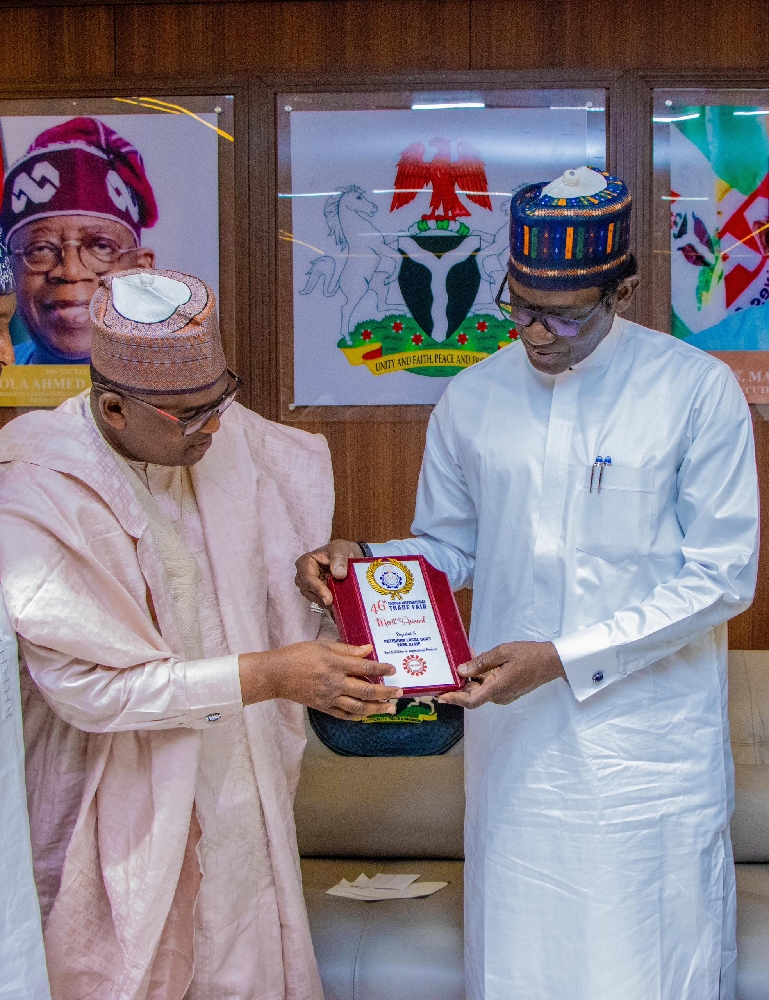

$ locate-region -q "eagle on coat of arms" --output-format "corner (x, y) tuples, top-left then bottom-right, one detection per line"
(390, 137), (493, 221)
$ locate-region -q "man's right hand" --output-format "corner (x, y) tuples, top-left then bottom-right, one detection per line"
(295, 539), (363, 608)
(239, 639), (402, 720)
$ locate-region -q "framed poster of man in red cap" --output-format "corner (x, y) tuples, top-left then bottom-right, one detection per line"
(0, 95), (234, 408)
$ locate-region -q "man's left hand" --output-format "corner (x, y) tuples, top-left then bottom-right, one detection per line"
(438, 641), (566, 709)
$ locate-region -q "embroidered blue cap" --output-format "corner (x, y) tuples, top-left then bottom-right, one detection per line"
(508, 167), (633, 291)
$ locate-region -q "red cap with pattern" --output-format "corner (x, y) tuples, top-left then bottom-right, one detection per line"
(0, 117), (158, 246)
(90, 269), (226, 395)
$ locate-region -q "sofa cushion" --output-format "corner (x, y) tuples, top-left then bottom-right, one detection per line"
(729, 651), (769, 767)
(729, 651), (769, 864)
(735, 864), (769, 1000)
(301, 859), (464, 1000)
(295, 716), (464, 859)
(732, 766), (769, 864)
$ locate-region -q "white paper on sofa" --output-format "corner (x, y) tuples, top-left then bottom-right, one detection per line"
(326, 873), (448, 900)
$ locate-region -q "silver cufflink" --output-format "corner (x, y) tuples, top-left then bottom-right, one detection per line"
(205, 712), (221, 722)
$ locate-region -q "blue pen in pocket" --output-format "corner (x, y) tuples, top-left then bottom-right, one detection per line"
(589, 456), (603, 494)
(598, 456), (611, 492)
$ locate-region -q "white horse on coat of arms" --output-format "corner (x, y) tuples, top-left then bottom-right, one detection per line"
(300, 185), (403, 344)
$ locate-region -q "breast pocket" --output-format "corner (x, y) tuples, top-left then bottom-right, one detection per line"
(576, 465), (655, 563)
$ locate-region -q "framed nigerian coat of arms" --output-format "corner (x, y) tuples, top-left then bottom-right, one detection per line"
(277, 88), (607, 407)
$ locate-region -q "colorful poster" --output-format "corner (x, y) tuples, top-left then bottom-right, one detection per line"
(288, 107), (604, 405)
(0, 99), (228, 406)
(669, 106), (769, 398)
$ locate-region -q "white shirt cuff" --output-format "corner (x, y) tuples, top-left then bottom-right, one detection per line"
(184, 654), (243, 727)
(553, 626), (623, 702)
(368, 542), (400, 557)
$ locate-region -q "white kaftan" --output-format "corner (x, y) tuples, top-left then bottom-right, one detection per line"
(370, 316), (759, 1000)
(0, 595), (50, 1000)
(125, 462), (282, 1000)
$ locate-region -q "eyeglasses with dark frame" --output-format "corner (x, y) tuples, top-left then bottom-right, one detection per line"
(495, 275), (609, 339)
(6, 237), (141, 275)
(92, 369), (243, 436)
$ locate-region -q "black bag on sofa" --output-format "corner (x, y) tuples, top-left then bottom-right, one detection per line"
(307, 698), (463, 757)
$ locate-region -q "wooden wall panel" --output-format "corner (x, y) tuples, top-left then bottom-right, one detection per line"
(115, 0), (470, 77)
(317, 421), (427, 543)
(470, 0), (769, 71)
(0, 5), (114, 82)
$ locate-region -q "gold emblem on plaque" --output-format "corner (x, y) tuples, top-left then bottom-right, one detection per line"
(366, 558), (414, 600)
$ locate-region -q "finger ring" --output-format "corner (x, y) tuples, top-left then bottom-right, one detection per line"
(309, 602), (325, 614)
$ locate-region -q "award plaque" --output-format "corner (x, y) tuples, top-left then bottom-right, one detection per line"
(329, 555), (470, 695)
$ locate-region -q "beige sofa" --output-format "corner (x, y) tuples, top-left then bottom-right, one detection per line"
(295, 651), (769, 1000)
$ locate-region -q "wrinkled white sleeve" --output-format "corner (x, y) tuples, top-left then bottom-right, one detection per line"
(369, 390), (476, 590)
(555, 366), (759, 701)
(18, 640), (243, 733)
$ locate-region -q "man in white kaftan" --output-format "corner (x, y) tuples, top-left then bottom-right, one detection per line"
(0, 269), (401, 1000)
(296, 168), (759, 1000)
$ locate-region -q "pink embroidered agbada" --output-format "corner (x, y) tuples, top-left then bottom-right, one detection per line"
(0, 393), (332, 1000)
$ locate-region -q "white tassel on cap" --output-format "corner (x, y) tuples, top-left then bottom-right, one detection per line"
(542, 166), (608, 199)
(111, 272), (192, 324)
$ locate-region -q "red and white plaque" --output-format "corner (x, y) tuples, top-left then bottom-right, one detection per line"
(329, 555), (470, 695)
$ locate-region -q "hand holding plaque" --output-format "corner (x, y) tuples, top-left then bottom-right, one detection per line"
(330, 555), (469, 695)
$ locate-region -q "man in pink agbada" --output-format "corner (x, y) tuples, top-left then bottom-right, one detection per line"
(0, 268), (402, 1000)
